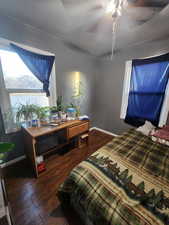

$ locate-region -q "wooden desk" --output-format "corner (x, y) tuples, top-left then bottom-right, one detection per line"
(22, 120), (89, 177)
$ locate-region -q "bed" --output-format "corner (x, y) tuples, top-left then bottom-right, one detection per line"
(58, 129), (169, 225)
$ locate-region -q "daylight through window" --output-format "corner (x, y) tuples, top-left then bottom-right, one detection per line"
(0, 47), (56, 133)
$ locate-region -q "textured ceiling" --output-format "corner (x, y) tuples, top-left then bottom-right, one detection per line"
(0, 0), (169, 56)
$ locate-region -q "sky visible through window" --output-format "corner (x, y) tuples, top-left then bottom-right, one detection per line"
(0, 49), (43, 89)
(0, 49), (49, 108)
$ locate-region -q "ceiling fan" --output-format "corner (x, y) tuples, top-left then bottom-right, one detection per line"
(61, 0), (168, 57)
(106, 0), (125, 58)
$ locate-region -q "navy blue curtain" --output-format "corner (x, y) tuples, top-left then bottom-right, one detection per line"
(10, 43), (55, 97)
(125, 53), (169, 127)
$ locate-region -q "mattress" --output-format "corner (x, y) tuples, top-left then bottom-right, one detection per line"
(58, 129), (169, 225)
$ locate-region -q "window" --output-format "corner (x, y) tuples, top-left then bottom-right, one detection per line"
(0, 42), (56, 133)
(121, 55), (169, 127)
(0, 49), (49, 108)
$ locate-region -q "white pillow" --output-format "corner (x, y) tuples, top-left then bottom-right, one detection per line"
(136, 121), (156, 136)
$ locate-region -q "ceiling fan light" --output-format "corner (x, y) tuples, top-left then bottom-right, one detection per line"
(117, 9), (121, 16)
(112, 11), (118, 17)
(105, 1), (116, 14)
(106, 0), (126, 59)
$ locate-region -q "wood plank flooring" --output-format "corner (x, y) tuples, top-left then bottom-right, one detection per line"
(4, 130), (113, 225)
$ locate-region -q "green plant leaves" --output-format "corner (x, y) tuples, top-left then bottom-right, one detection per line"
(16, 104), (39, 121)
(0, 142), (14, 154)
(0, 142), (14, 162)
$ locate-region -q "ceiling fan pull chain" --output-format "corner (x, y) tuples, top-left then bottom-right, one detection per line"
(111, 17), (118, 60)
(110, 0), (127, 59)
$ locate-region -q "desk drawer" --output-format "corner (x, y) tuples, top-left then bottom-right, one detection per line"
(68, 122), (89, 139)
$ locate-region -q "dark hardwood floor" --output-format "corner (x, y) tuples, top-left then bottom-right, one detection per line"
(4, 130), (113, 225)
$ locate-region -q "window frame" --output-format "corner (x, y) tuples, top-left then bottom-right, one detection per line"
(0, 38), (56, 133)
(120, 59), (169, 127)
(120, 61), (132, 120)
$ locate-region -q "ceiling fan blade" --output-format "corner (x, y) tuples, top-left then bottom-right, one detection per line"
(61, 0), (91, 6)
(116, 4), (169, 51)
(87, 13), (112, 33)
(60, 0), (105, 31)
(123, 6), (161, 22)
(61, 0), (103, 15)
(86, 5), (160, 34)
(77, 9), (107, 32)
(127, 0), (168, 8)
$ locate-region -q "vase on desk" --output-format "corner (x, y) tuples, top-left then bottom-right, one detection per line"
(57, 111), (66, 121)
(58, 111), (62, 119)
(25, 120), (32, 128)
(31, 119), (43, 127)
(61, 112), (67, 121)
(66, 108), (76, 120)
(50, 113), (59, 122)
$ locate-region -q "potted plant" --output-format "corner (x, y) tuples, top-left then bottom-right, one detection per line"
(50, 95), (66, 119)
(71, 81), (84, 117)
(66, 105), (77, 120)
(16, 104), (38, 127)
(0, 142), (15, 164)
(50, 106), (58, 115)
(57, 96), (65, 115)
(69, 102), (80, 117)
(36, 107), (49, 121)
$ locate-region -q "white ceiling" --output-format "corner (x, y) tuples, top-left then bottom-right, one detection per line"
(0, 0), (169, 56)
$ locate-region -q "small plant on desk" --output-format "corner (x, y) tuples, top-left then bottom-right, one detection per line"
(16, 103), (38, 126)
(36, 106), (50, 122)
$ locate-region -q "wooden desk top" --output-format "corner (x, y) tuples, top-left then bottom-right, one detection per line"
(22, 120), (88, 138)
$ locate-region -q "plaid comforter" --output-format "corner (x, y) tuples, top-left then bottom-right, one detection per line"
(58, 129), (169, 225)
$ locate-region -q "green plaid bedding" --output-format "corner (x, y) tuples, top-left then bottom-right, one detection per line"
(58, 129), (169, 225)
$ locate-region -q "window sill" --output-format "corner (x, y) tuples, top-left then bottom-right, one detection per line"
(5, 127), (21, 135)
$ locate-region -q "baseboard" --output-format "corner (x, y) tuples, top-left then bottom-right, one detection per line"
(1, 155), (26, 168)
(90, 127), (118, 137)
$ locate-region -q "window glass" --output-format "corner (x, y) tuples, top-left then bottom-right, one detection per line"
(0, 49), (43, 89)
(10, 93), (49, 109)
(0, 45), (55, 134)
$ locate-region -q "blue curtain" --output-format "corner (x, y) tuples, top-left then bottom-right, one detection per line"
(10, 43), (55, 96)
(125, 53), (169, 127)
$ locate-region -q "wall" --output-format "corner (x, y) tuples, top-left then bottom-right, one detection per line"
(0, 14), (97, 161)
(1, 14), (169, 160)
(93, 38), (169, 134)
